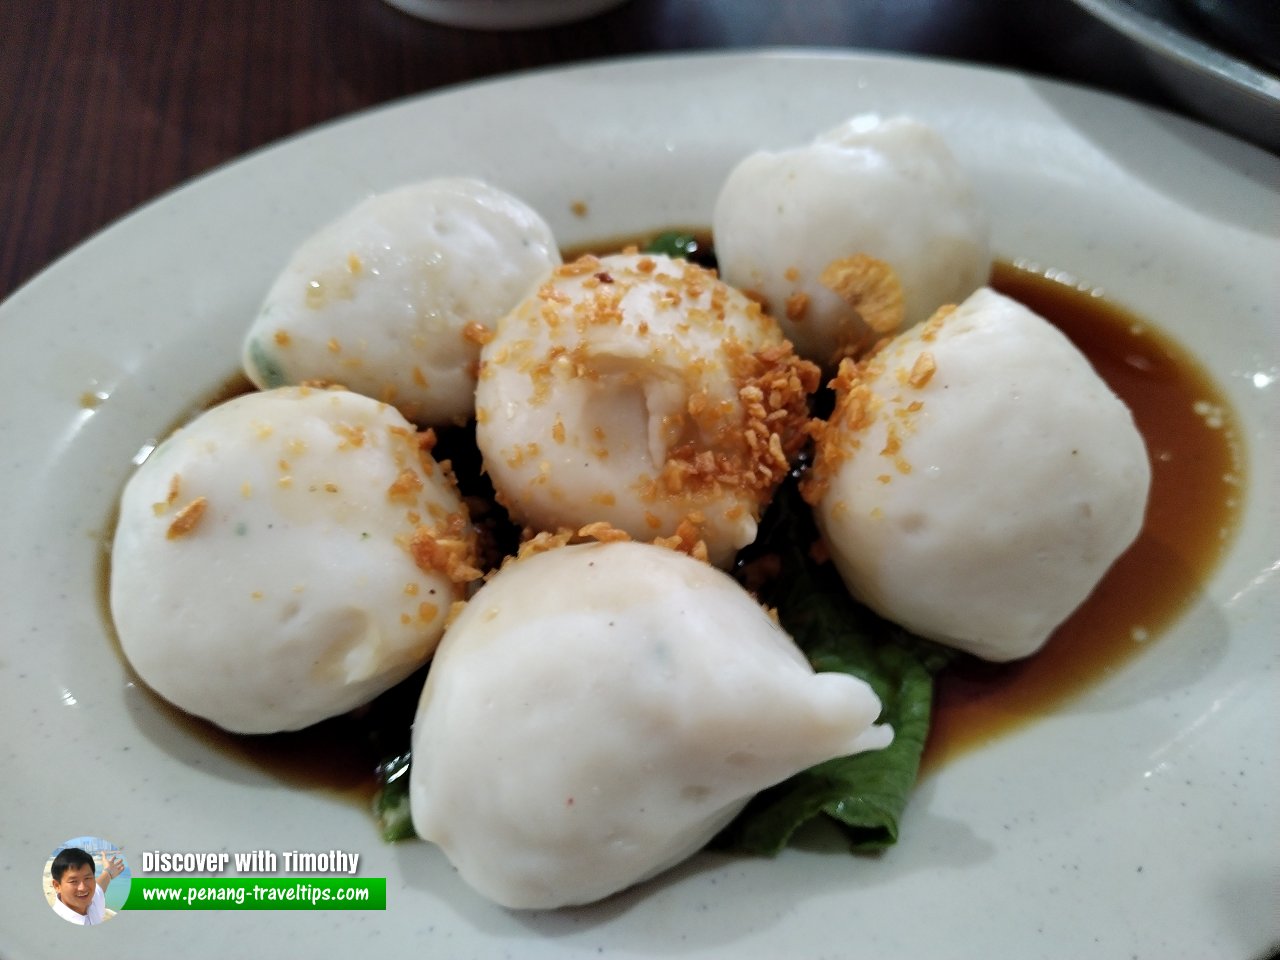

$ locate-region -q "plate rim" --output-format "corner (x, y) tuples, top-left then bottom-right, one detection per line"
(1, 47), (1276, 960)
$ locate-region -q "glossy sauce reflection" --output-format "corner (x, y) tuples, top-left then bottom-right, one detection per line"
(920, 261), (1244, 770)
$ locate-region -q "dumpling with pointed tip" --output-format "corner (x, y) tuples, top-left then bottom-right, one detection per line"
(409, 540), (890, 909)
(242, 178), (560, 425)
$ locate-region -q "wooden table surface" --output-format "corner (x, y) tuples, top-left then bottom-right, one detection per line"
(0, 0), (1229, 303)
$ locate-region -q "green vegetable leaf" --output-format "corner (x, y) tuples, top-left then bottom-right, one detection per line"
(246, 338), (287, 388)
(362, 664), (429, 844)
(720, 481), (954, 855)
(373, 751), (415, 842)
(642, 230), (703, 262)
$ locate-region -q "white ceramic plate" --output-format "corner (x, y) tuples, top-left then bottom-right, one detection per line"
(1, 51), (1276, 959)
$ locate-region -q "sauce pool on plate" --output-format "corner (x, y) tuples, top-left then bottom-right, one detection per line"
(922, 260), (1244, 769)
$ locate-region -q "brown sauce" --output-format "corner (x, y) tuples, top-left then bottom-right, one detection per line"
(98, 252), (1245, 796)
(921, 261), (1244, 770)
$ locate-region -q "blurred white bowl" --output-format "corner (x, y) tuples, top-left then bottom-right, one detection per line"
(383, 0), (632, 30)
(1069, 0), (1280, 151)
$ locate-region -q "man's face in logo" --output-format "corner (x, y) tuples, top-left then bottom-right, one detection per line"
(53, 863), (95, 914)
